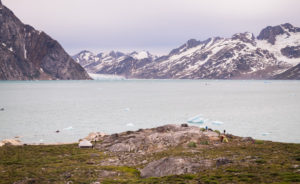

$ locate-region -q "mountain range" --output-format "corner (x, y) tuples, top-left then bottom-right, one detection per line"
(74, 23), (300, 79)
(1, 0), (299, 80)
(0, 0), (90, 80)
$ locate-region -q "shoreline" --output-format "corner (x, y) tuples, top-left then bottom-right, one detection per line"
(1, 123), (300, 146)
(1, 124), (300, 183)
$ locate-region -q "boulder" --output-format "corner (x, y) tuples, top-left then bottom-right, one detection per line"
(216, 157), (233, 166)
(241, 137), (254, 142)
(140, 157), (212, 178)
(84, 132), (106, 141)
(0, 139), (22, 147)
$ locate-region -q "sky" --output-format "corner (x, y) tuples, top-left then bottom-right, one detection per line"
(2, 0), (300, 55)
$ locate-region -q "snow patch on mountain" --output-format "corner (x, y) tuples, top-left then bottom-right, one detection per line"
(131, 51), (149, 60)
(256, 32), (300, 65)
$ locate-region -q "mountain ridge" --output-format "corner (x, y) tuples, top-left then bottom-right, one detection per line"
(0, 2), (91, 80)
(74, 23), (300, 79)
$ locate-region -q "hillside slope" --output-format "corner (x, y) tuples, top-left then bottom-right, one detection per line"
(0, 1), (90, 80)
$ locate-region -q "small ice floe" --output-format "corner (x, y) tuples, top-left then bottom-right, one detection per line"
(212, 121), (224, 125)
(126, 123), (134, 127)
(124, 108), (130, 112)
(88, 73), (125, 80)
(262, 132), (271, 136)
(187, 115), (205, 124)
(63, 126), (73, 130)
(39, 139), (44, 142)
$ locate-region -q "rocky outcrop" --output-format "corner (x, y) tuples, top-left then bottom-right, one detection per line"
(84, 132), (106, 141)
(87, 124), (243, 178)
(273, 63), (300, 79)
(281, 46), (300, 58)
(94, 124), (220, 153)
(257, 23), (300, 45)
(140, 157), (212, 178)
(0, 139), (22, 147)
(0, 2), (91, 80)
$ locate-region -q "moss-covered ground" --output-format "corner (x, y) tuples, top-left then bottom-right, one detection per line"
(0, 140), (300, 183)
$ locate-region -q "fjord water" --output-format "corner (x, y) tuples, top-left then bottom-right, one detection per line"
(0, 80), (299, 144)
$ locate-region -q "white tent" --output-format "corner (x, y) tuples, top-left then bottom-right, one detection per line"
(78, 139), (93, 148)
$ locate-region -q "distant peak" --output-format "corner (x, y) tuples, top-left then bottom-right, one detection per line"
(78, 50), (93, 56)
(281, 23), (300, 32)
(257, 23), (300, 44)
(81, 50), (92, 53)
(130, 50), (151, 60)
(130, 51), (138, 55)
(232, 32), (255, 43)
(169, 39), (201, 56)
(185, 39), (201, 49)
(108, 50), (124, 58)
(281, 23), (293, 29)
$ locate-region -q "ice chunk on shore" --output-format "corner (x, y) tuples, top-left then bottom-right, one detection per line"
(126, 123), (134, 127)
(212, 121), (224, 125)
(187, 115), (205, 124)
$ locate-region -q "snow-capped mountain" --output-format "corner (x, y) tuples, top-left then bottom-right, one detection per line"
(74, 23), (300, 79)
(73, 50), (156, 77)
(273, 62), (300, 80)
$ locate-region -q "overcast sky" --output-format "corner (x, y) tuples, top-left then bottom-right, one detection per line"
(2, 0), (300, 55)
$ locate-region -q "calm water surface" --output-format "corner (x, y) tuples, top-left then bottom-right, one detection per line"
(0, 80), (299, 143)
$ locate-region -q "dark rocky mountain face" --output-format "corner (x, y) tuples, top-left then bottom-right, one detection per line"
(281, 46), (300, 58)
(0, 2), (90, 80)
(257, 23), (300, 45)
(273, 63), (300, 80)
(74, 23), (300, 80)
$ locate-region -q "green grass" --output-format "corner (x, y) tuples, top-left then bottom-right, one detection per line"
(187, 141), (197, 148)
(214, 130), (221, 135)
(0, 140), (300, 183)
(200, 140), (209, 145)
(255, 140), (264, 144)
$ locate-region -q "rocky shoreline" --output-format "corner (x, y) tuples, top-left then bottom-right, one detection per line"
(80, 124), (255, 178)
(1, 124), (300, 183)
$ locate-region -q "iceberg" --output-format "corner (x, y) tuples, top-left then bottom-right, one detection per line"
(126, 123), (134, 127)
(262, 132), (271, 136)
(212, 121), (224, 125)
(187, 115), (205, 124)
(63, 126), (73, 130)
(88, 73), (125, 80)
